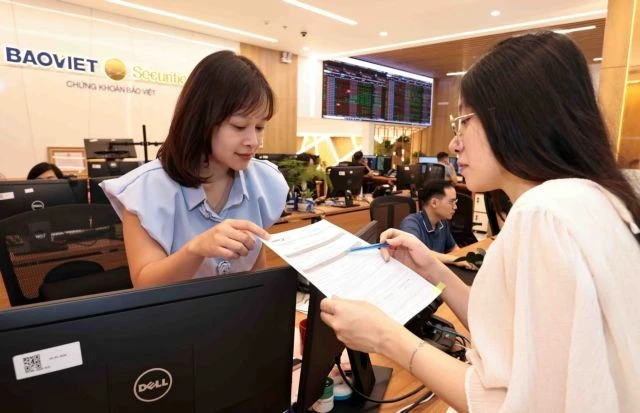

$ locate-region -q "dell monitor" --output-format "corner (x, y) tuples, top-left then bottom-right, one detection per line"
(0, 179), (88, 221)
(84, 139), (137, 160)
(326, 166), (365, 199)
(0, 266), (298, 412)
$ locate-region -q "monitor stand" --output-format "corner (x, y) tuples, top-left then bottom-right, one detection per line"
(332, 365), (392, 412)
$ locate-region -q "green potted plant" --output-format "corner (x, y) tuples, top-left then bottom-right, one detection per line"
(277, 159), (329, 211)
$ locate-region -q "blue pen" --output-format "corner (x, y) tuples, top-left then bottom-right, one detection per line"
(347, 242), (390, 253)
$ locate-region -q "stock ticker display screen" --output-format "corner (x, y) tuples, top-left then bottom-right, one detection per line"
(322, 60), (433, 125)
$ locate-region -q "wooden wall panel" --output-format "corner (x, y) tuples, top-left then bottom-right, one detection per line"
(240, 44), (297, 153)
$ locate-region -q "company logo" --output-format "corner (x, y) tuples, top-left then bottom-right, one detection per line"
(4, 46), (97, 73)
(104, 58), (127, 81)
(30, 200), (45, 210)
(133, 368), (173, 402)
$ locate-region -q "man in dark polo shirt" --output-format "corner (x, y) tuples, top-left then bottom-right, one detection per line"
(399, 180), (469, 266)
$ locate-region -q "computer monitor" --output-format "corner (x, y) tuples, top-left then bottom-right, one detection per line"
(88, 177), (110, 205)
(449, 157), (460, 174)
(363, 155), (377, 171)
(0, 266), (298, 412)
(374, 156), (392, 173)
(421, 163), (446, 183)
(87, 160), (141, 178)
(295, 220), (392, 412)
(396, 164), (423, 194)
(84, 139), (137, 160)
(0, 179), (88, 221)
(418, 156), (438, 165)
(326, 166), (365, 198)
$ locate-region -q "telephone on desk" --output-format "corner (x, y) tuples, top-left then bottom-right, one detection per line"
(384, 169), (396, 178)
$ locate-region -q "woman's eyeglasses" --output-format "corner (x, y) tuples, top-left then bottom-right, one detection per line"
(449, 113), (475, 137)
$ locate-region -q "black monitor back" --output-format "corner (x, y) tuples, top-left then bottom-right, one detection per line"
(89, 177), (111, 205)
(396, 164), (422, 191)
(296, 221), (387, 412)
(88, 160), (141, 178)
(0, 266), (298, 412)
(0, 179), (88, 221)
(84, 139), (137, 160)
(326, 166), (365, 197)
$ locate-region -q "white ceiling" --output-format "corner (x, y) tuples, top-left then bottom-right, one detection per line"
(63, 0), (608, 58)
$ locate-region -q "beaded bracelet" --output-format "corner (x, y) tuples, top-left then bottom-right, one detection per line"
(409, 340), (427, 375)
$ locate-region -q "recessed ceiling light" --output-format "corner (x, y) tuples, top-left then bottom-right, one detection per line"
(282, 0), (357, 25)
(303, 46), (311, 51)
(593, 57), (603, 62)
(490, 10), (501, 17)
(379, 31), (388, 37)
(553, 25), (596, 34)
(446, 71), (467, 76)
(106, 0), (277, 42)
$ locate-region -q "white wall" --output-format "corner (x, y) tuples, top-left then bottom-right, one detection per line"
(0, 0), (238, 178)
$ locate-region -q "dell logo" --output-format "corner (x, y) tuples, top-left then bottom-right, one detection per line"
(30, 200), (44, 210)
(133, 368), (172, 402)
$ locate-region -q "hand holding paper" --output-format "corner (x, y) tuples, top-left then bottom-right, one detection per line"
(262, 220), (442, 324)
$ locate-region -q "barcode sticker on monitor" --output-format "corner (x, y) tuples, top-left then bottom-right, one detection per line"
(24, 188), (34, 194)
(338, 171), (346, 176)
(13, 341), (83, 380)
(0, 192), (15, 201)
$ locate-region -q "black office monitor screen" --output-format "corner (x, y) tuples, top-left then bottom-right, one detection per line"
(84, 138), (137, 160)
(363, 155), (377, 171)
(0, 179), (88, 221)
(0, 266), (298, 412)
(395, 164), (422, 191)
(327, 166), (365, 197)
(418, 156), (438, 164)
(375, 156), (392, 173)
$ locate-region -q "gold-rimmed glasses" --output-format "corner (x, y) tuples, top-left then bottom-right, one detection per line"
(449, 113), (475, 137)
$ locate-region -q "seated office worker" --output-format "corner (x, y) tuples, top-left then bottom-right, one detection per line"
(27, 162), (64, 180)
(399, 180), (466, 266)
(350, 150), (373, 175)
(320, 32), (640, 412)
(437, 151), (458, 184)
(102, 51), (288, 288)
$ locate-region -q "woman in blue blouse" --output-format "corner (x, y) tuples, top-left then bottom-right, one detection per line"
(102, 51), (288, 287)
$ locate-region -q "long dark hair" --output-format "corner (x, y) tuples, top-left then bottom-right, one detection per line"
(27, 162), (64, 179)
(158, 50), (274, 187)
(461, 31), (640, 229)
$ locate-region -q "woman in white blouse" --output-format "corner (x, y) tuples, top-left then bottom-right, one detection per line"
(320, 31), (640, 412)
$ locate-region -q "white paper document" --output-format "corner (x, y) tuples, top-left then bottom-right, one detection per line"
(263, 220), (442, 325)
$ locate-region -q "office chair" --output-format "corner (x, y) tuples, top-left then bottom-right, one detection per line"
(369, 195), (417, 240)
(484, 190), (512, 236)
(450, 193), (478, 247)
(0, 204), (132, 306)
